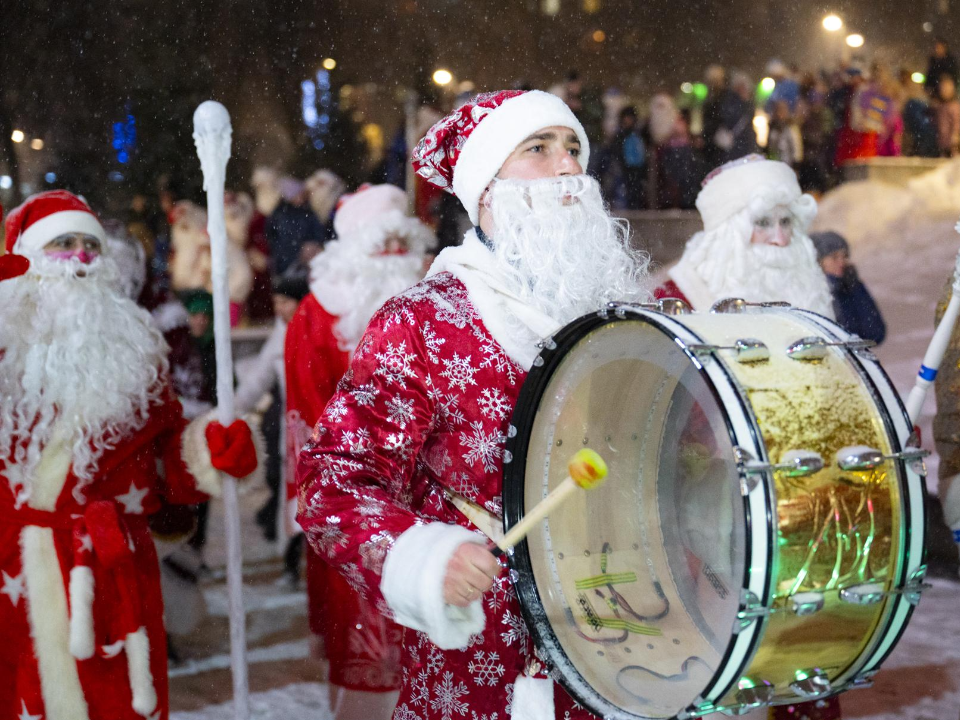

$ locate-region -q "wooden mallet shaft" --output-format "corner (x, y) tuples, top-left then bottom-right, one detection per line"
(494, 448), (608, 557)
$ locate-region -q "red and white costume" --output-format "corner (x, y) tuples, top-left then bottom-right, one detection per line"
(0, 191), (260, 720)
(285, 186), (433, 696)
(297, 91), (627, 720)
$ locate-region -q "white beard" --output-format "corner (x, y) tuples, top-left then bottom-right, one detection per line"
(309, 211), (433, 352)
(671, 206), (835, 318)
(0, 255), (170, 506)
(488, 174), (651, 327)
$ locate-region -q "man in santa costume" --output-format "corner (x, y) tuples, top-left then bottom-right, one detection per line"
(296, 90), (649, 720)
(285, 183), (434, 719)
(0, 190), (261, 720)
(656, 154), (834, 319)
(655, 157), (841, 720)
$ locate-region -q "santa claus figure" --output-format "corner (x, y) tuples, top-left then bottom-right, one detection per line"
(284, 184), (434, 719)
(656, 159), (842, 720)
(0, 191), (261, 720)
(296, 90), (648, 720)
(657, 155), (834, 320)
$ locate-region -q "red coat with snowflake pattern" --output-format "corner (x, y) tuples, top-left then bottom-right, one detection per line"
(297, 273), (596, 720)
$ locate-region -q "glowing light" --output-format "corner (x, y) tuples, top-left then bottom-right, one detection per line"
(753, 112), (769, 148)
(458, 80), (476, 93)
(44, 172), (56, 183)
(846, 33), (864, 48)
(760, 77), (776, 92)
(322, 57), (337, 71)
(592, 29), (606, 43)
(30, 138), (43, 150)
(680, 82), (693, 94)
(432, 69), (453, 86)
(912, 72), (926, 84)
(822, 14), (843, 32)
(923, 21), (934, 32)
(0, 176), (12, 189)
(11, 130), (24, 143)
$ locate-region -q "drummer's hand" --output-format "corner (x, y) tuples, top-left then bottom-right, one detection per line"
(443, 542), (501, 607)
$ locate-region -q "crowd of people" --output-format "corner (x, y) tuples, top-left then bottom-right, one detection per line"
(0, 61), (954, 720)
(592, 39), (960, 212)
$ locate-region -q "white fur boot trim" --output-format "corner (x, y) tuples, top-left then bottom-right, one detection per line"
(381, 522), (486, 649)
(511, 673), (554, 720)
(68, 565), (95, 660)
(126, 626), (158, 717)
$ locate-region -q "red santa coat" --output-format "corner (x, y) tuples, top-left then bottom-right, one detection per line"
(285, 293), (404, 691)
(0, 383), (218, 720)
(297, 273), (594, 720)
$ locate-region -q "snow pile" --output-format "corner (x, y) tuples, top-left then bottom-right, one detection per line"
(171, 682), (333, 720)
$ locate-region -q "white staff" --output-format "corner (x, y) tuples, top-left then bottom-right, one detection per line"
(193, 100), (250, 720)
(904, 224), (960, 425)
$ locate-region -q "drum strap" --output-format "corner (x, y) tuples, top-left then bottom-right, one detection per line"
(444, 490), (504, 544)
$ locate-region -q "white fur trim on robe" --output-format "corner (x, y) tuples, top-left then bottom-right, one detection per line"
(181, 411), (267, 497)
(428, 230), (562, 371)
(380, 522), (486, 649)
(68, 566), (96, 660)
(666, 259), (716, 311)
(126, 626), (158, 716)
(512, 673), (554, 720)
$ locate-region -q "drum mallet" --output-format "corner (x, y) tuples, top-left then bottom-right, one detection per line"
(904, 238), (960, 425)
(492, 448), (608, 558)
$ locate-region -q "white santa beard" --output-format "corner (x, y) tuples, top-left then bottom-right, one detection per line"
(675, 209), (835, 318)
(311, 251), (426, 352)
(0, 255), (169, 506)
(488, 175), (650, 327)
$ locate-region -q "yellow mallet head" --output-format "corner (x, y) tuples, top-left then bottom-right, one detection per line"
(568, 448), (608, 490)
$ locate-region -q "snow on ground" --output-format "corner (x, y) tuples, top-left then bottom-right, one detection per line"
(172, 167), (960, 718)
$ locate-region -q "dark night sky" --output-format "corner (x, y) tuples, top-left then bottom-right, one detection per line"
(0, 0), (956, 202)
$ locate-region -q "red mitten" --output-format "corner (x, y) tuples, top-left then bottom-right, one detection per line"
(0, 253), (29, 282)
(206, 419), (258, 479)
(913, 425), (922, 446)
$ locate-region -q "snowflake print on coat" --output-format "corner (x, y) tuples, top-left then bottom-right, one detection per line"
(296, 272), (597, 720)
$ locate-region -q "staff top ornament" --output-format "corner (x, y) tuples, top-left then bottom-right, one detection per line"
(193, 101), (233, 192)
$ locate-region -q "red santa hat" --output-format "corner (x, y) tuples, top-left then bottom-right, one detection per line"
(3, 190), (106, 271)
(333, 183), (408, 239)
(412, 89), (590, 224)
(696, 155), (802, 231)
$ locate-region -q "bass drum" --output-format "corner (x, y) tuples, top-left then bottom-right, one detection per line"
(503, 302), (926, 719)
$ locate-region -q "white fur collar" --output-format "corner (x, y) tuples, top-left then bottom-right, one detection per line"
(666, 259), (716, 311)
(427, 230), (561, 370)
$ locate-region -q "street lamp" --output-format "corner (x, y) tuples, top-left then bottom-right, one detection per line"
(822, 14), (843, 32)
(10, 130), (24, 143)
(432, 69), (453, 86)
(322, 58), (337, 70)
(846, 33), (865, 48)
(30, 138), (43, 150)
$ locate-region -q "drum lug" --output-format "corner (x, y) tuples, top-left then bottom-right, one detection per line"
(786, 336), (876, 361)
(839, 582), (885, 605)
(902, 565), (930, 606)
(604, 299), (692, 316)
(534, 337), (557, 351)
(789, 591), (825, 615)
(732, 679), (775, 710)
(735, 447), (823, 494)
(687, 339), (770, 364)
(734, 589), (770, 633)
(789, 669), (831, 698)
(836, 445), (930, 472)
(710, 298), (792, 314)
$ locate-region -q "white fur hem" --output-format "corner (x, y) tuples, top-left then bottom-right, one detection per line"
(181, 411), (267, 497)
(22, 526), (91, 720)
(511, 674), (554, 720)
(68, 566), (95, 660)
(126, 626), (158, 717)
(380, 522), (486, 649)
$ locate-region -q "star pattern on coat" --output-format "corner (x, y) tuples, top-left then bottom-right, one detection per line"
(17, 700), (42, 720)
(1, 571), (25, 607)
(116, 481), (149, 515)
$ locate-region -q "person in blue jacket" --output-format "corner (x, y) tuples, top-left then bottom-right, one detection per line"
(811, 230), (886, 344)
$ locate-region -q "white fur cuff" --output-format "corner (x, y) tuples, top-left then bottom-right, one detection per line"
(68, 566), (95, 660)
(512, 674), (554, 720)
(381, 522), (486, 649)
(181, 411), (267, 497)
